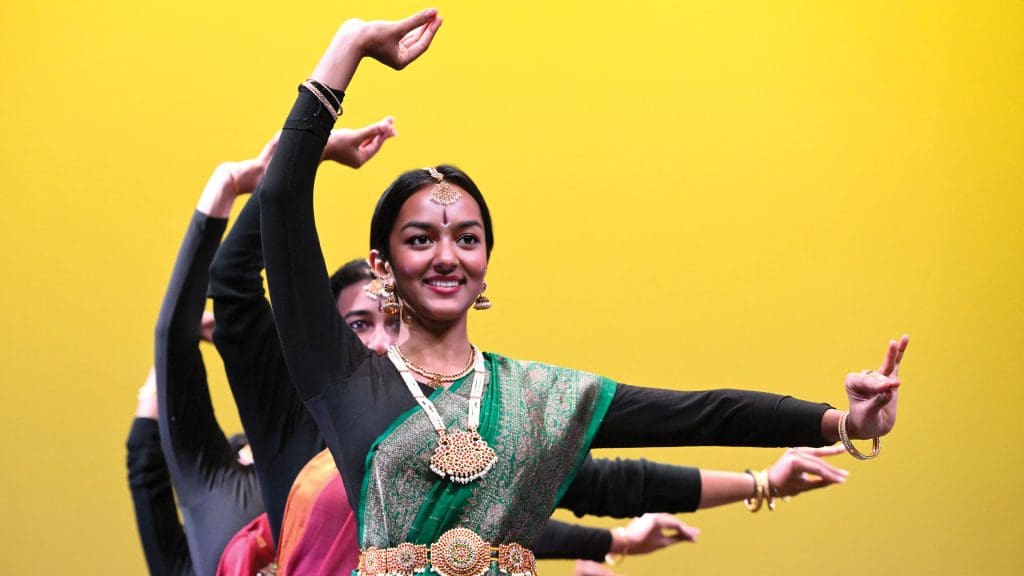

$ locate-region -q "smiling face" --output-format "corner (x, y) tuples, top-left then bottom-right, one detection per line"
(382, 184), (488, 325)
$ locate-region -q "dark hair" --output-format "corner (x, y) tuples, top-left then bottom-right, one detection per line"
(369, 165), (494, 263)
(330, 258), (375, 300)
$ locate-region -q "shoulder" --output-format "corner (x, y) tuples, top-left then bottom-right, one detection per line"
(483, 352), (609, 389)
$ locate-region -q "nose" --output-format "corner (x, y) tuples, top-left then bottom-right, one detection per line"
(433, 237), (457, 271)
(367, 325), (391, 356)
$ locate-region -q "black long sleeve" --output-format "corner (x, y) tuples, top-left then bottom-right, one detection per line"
(209, 191), (324, 542)
(559, 455), (703, 518)
(126, 417), (194, 576)
(594, 384), (831, 449)
(533, 520), (611, 562)
(155, 210), (263, 576)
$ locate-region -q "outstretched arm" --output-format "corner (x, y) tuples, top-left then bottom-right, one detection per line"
(534, 515), (697, 563)
(697, 445), (847, 509)
(561, 446), (846, 518)
(594, 336), (909, 451)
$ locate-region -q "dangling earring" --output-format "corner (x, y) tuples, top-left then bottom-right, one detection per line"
(473, 282), (492, 311)
(379, 279), (403, 316)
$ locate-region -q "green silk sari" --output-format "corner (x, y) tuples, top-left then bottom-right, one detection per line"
(359, 352), (616, 554)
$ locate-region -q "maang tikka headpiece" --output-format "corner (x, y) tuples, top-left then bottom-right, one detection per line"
(425, 167), (461, 206)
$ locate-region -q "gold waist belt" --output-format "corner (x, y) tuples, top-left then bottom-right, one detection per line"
(356, 527), (537, 576)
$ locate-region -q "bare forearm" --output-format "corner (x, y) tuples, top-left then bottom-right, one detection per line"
(697, 470), (756, 509)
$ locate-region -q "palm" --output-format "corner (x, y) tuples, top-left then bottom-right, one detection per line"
(846, 335), (908, 438)
(362, 11), (442, 70)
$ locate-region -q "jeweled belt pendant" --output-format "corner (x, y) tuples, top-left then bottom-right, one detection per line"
(430, 429), (497, 484)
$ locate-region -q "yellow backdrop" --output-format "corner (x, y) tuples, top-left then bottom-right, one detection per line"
(1, 1), (1021, 574)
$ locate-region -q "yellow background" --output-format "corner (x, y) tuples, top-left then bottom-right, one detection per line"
(1, 1), (1021, 574)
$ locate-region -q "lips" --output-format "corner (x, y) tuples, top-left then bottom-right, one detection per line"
(423, 276), (465, 294)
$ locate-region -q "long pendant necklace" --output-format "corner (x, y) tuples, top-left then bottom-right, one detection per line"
(387, 344), (497, 484)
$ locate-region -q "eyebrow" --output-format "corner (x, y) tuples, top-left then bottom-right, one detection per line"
(400, 220), (483, 232)
(343, 310), (372, 320)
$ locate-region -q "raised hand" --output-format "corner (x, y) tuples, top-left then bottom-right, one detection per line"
(311, 8), (442, 92)
(846, 335), (909, 438)
(767, 446), (848, 497)
(227, 132), (280, 194)
(358, 9), (443, 70)
(321, 117), (397, 168)
(618, 513), (699, 555)
(198, 132), (280, 217)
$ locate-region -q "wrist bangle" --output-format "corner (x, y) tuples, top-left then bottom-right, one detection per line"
(839, 411), (881, 460)
(301, 80), (340, 121)
(762, 469), (777, 511)
(305, 78), (345, 113)
(743, 469), (763, 512)
(744, 468), (779, 512)
(604, 526), (628, 566)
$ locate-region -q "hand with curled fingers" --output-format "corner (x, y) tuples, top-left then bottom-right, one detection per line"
(198, 132), (280, 217)
(226, 132), (280, 195)
(311, 8), (443, 91)
(845, 335), (910, 439)
(767, 445), (848, 497)
(321, 117), (397, 169)
(618, 513), (699, 555)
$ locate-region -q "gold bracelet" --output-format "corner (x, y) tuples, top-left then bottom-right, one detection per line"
(301, 81), (339, 121)
(305, 78), (344, 115)
(760, 469), (777, 511)
(743, 469), (763, 512)
(839, 411), (881, 460)
(604, 526), (628, 566)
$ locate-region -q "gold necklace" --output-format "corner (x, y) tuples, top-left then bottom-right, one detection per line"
(387, 345), (496, 484)
(394, 344), (475, 387)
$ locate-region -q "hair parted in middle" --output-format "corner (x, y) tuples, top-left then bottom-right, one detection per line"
(369, 164), (494, 264)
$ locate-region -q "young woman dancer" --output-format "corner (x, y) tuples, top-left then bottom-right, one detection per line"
(258, 10), (908, 575)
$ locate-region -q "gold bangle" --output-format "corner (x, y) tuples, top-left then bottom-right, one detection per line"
(604, 526), (628, 566)
(764, 469), (780, 511)
(839, 411), (881, 460)
(743, 469), (763, 512)
(306, 78), (342, 110)
(301, 80), (339, 121)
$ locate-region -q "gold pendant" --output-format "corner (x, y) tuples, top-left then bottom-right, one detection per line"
(430, 429), (497, 484)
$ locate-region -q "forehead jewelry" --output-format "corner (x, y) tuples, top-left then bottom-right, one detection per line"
(425, 167), (461, 207)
